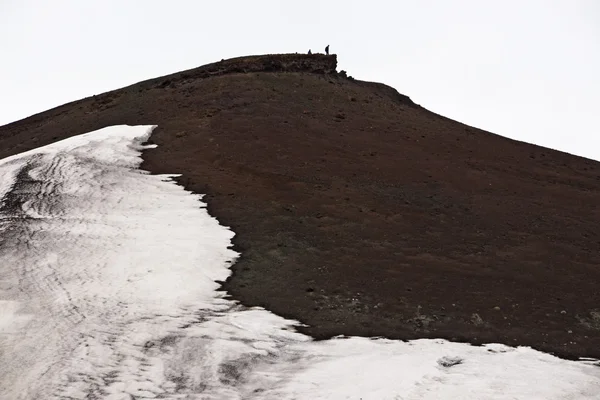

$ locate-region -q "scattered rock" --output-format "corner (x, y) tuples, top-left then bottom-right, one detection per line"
(577, 310), (600, 331)
(437, 356), (464, 368)
(471, 313), (485, 326)
(158, 79), (172, 89)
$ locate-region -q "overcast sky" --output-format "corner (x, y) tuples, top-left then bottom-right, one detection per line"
(1, 0), (599, 160)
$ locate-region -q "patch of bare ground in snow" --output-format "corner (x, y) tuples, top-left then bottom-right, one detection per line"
(1, 53), (600, 360)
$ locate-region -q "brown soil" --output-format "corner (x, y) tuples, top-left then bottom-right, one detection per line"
(1, 54), (599, 360)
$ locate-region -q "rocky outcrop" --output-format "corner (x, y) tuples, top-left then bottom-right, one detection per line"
(139, 54), (338, 90)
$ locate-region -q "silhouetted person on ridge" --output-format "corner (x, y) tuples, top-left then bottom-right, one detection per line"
(325, 45), (329, 55)
(308, 49), (312, 54)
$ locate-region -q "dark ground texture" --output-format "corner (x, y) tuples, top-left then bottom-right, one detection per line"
(1, 54), (599, 360)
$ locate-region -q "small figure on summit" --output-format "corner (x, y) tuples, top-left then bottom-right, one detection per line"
(325, 45), (330, 55)
(308, 49), (312, 54)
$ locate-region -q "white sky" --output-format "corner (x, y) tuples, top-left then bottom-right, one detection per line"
(1, 0), (599, 161)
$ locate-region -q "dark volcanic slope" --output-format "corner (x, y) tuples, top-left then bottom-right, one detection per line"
(1, 54), (599, 360)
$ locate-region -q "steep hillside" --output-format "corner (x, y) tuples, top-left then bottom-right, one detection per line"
(1, 54), (599, 360)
